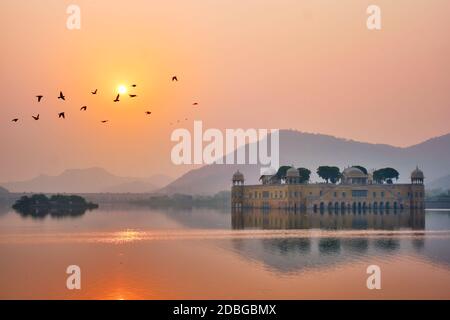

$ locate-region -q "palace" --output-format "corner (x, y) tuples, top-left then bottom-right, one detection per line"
(231, 166), (425, 212)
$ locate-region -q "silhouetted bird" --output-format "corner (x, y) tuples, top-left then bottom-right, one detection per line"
(11, 118), (19, 122)
(145, 111), (152, 115)
(58, 91), (65, 100)
(32, 114), (39, 120)
(113, 94), (120, 102)
(129, 94), (137, 98)
(101, 120), (109, 123)
(131, 84), (137, 87)
(91, 89), (98, 95)
(192, 102), (198, 106)
(58, 112), (65, 119)
(36, 95), (43, 102)
(80, 106), (87, 111)
(172, 76), (178, 81)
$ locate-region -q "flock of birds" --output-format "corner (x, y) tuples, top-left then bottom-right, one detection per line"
(10, 75), (198, 124)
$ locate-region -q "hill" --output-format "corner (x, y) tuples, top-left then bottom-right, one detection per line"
(2, 168), (172, 193)
(160, 130), (450, 195)
(428, 174), (450, 191)
(0, 186), (9, 194)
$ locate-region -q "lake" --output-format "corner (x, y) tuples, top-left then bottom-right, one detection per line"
(0, 204), (449, 299)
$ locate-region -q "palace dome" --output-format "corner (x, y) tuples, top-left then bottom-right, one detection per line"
(261, 167), (277, 176)
(286, 166), (299, 177)
(411, 166), (424, 179)
(342, 167), (366, 178)
(232, 170), (244, 181)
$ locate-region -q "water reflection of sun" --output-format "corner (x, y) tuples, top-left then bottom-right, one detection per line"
(111, 229), (143, 244)
(105, 288), (143, 300)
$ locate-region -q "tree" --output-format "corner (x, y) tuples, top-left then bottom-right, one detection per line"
(373, 167), (399, 184)
(298, 168), (311, 183)
(317, 166), (330, 183)
(317, 166), (341, 184)
(328, 166), (341, 184)
(352, 165), (368, 175)
(276, 166), (292, 179)
(384, 167), (399, 183)
(373, 169), (384, 183)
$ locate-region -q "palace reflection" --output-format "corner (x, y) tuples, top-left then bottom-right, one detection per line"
(231, 208), (425, 231)
(228, 208), (434, 273)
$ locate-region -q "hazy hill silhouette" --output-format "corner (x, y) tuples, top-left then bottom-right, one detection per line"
(2, 131), (449, 195)
(160, 130), (450, 195)
(2, 168), (172, 193)
(102, 174), (173, 193)
(0, 186), (10, 195)
(428, 175), (450, 191)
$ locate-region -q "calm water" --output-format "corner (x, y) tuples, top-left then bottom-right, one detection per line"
(0, 204), (450, 299)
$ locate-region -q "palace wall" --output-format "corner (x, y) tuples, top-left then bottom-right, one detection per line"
(232, 183), (425, 211)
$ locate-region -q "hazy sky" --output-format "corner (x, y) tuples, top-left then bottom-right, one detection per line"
(1, 0), (450, 181)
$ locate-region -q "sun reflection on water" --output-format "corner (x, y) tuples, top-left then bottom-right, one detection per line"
(110, 229), (144, 244)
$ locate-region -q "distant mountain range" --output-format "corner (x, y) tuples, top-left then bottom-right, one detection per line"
(0, 186), (9, 195)
(428, 175), (450, 191)
(160, 130), (450, 195)
(1, 167), (172, 193)
(2, 131), (449, 195)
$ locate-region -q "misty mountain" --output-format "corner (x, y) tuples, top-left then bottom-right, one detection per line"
(160, 130), (450, 195)
(0, 186), (9, 195)
(428, 175), (450, 191)
(102, 174), (173, 193)
(2, 168), (172, 193)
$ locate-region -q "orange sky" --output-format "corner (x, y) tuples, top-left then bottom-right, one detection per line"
(1, 0), (450, 181)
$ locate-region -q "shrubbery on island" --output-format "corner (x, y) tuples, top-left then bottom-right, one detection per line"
(12, 194), (98, 218)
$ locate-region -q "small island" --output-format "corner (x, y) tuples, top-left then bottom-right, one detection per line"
(12, 194), (98, 218)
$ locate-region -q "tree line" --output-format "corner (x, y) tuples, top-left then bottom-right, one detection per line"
(273, 165), (399, 184)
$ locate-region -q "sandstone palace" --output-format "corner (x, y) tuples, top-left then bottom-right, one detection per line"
(231, 166), (425, 212)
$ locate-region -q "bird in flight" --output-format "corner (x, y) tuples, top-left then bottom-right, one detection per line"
(58, 91), (66, 100)
(91, 89), (98, 95)
(172, 76), (178, 81)
(80, 106), (87, 111)
(145, 111), (152, 115)
(192, 102), (198, 106)
(32, 114), (40, 120)
(58, 112), (65, 119)
(113, 94), (120, 102)
(101, 120), (109, 123)
(11, 118), (19, 122)
(36, 95), (43, 102)
(129, 94), (137, 98)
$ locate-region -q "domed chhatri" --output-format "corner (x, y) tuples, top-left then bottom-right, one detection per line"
(261, 167), (277, 176)
(342, 166), (367, 185)
(232, 165), (425, 212)
(286, 166), (299, 177)
(342, 167), (365, 177)
(285, 166), (300, 184)
(232, 170), (244, 185)
(259, 167), (278, 185)
(411, 166), (424, 184)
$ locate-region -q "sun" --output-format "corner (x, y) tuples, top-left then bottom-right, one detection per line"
(117, 85), (127, 94)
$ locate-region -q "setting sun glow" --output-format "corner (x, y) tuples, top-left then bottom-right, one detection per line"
(117, 85), (127, 94)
